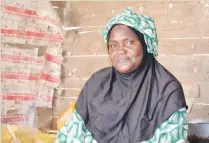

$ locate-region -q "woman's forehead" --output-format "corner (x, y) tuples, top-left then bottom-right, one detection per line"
(109, 25), (138, 41)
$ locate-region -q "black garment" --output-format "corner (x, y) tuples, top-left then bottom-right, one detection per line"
(76, 26), (187, 143)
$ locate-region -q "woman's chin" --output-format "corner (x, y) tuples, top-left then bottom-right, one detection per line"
(116, 64), (133, 74)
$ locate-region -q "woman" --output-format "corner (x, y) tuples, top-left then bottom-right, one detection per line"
(56, 8), (188, 143)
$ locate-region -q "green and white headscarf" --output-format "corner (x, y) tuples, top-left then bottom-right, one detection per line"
(101, 8), (158, 56)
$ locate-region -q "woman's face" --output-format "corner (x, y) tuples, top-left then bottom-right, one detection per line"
(108, 25), (144, 73)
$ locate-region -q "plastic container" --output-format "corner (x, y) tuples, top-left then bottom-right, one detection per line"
(25, 105), (37, 128)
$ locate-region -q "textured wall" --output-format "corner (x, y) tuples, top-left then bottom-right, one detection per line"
(52, 1), (209, 122)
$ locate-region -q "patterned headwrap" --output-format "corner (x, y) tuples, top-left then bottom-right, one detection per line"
(101, 8), (158, 56)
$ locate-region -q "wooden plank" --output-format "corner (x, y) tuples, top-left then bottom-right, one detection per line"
(63, 30), (107, 55)
(157, 55), (209, 82)
(156, 21), (209, 38)
(186, 98), (194, 114)
(64, 1), (209, 38)
(141, 1), (209, 21)
(54, 89), (81, 98)
(35, 107), (53, 129)
(67, 1), (209, 24)
(60, 55), (209, 81)
(60, 80), (200, 98)
(61, 79), (201, 99)
(182, 84), (200, 98)
(53, 96), (78, 116)
(159, 22), (206, 38)
(53, 89), (80, 116)
(194, 82), (209, 104)
(63, 29), (209, 55)
(53, 83), (207, 119)
(53, 89), (195, 115)
(62, 78), (87, 89)
(54, 8), (64, 24)
(188, 104), (209, 122)
(62, 56), (109, 78)
(65, 14), (209, 38)
(69, 1), (138, 15)
(62, 55), (209, 81)
(50, 1), (66, 8)
(60, 81), (201, 98)
(158, 39), (209, 55)
(63, 28), (209, 55)
(53, 90), (203, 117)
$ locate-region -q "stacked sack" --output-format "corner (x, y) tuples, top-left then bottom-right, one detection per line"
(37, 47), (63, 108)
(0, 0), (63, 127)
(1, 45), (44, 125)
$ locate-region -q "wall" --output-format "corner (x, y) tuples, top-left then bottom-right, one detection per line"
(52, 1), (209, 122)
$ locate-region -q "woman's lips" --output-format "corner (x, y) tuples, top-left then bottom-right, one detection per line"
(116, 58), (130, 64)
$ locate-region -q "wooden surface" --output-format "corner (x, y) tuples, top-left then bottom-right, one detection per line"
(52, 1), (209, 121)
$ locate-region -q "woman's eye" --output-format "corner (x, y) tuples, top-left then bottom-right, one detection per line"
(126, 40), (134, 46)
(110, 44), (117, 49)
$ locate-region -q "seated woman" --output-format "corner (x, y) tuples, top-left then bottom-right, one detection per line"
(56, 8), (188, 143)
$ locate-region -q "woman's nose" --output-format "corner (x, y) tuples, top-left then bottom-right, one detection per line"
(117, 43), (127, 55)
